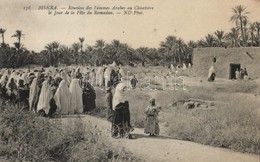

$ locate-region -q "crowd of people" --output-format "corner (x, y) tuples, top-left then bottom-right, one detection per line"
(0, 67), (98, 117)
(0, 65), (161, 139)
(235, 68), (249, 80)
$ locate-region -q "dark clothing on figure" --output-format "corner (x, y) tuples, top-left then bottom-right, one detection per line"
(76, 72), (82, 79)
(0, 84), (7, 100)
(130, 77), (138, 88)
(7, 81), (17, 104)
(110, 70), (120, 86)
(17, 86), (29, 110)
(208, 73), (216, 82)
(106, 92), (114, 122)
(48, 98), (57, 118)
(48, 82), (59, 118)
(82, 88), (96, 112)
(244, 70), (248, 76)
(112, 101), (132, 137)
(80, 80), (96, 113)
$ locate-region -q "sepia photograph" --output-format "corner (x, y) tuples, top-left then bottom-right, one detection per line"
(0, 0), (260, 161)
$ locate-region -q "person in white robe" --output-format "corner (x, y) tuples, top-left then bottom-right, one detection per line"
(183, 63), (187, 69)
(118, 67), (125, 79)
(69, 79), (83, 114)
(0, 74), (8, 87)
(29, 74), (41, 112)
(104, 67), (112, 88)
(36, 80), (53, 115)
(54, 80), (72, 115)
(21, 72), (29, 85)
(60, 71), (70, 86)
(208, 65), (216, 82)
(96, 67), (104, 86)
(88, 69), (96, 85)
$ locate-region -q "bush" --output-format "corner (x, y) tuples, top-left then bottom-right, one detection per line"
(0, 106), (75, 161)
(165, 98), (260, 154)
(0, 106), (141, 161)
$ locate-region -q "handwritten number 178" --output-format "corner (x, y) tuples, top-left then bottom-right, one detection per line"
(23, 6), (31, 11)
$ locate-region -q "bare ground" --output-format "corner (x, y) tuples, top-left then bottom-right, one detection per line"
(65, 115), (260, 162)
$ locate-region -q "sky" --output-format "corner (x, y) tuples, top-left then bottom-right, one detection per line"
(0, 0), (260, 52)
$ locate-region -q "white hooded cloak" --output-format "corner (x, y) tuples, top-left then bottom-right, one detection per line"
(112, 82), (127, 110)
(37, 80), (53, 115)
(54, 80), (72, 115)
(69, 79), (83, 113)
(104, 67), (112, 87)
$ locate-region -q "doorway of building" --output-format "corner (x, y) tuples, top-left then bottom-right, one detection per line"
(230, 64), (241, 79)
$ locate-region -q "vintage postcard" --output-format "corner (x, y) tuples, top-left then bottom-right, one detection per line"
(0, 0), (260, 162)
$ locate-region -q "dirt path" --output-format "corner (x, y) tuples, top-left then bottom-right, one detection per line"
(70, 115), (260, 162)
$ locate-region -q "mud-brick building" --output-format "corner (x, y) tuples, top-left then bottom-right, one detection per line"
(192, 47), (260, 79)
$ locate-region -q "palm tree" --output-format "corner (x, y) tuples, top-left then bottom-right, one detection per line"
(205, 34), (216, 47)
(12, 30), (24, 50)
(176, 38), (186, 63)
(187, 40), (197, 48)
(72, 43), (80, 65)
(93, 39), (105, 66)
(95, 39), (105, 50)
(230, 5), (249, 46)
(121, 43), (134, 65)
(135, 47), (149, 66)
(59, 45), (72, 65)
(146, 48), (160, 65)
(242, 18), (250, 45)
(85, 45), (94, 65)
(111, 40), (121, 59)
(160, 36), (178, 64)
(43, 41), (60, 67)
(249, 23), (256, 46)
(255, 22), (260, 46)
(79, 37), (85, 53)
(226, 27), (240, 47)
(197, 39), (207, 47)
(0, 28), (6, 45)
(214, 30), (226, 47)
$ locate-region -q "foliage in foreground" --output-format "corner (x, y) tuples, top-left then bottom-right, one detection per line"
(0, 106), (141, 162)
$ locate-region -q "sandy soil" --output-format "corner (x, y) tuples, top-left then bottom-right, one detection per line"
(69, 115), (260, 162)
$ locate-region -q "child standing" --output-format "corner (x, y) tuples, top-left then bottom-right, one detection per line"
(144, 98), (160, 136)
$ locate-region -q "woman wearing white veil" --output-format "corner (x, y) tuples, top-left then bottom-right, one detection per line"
(69, 79), (83, 114)
(208, 64), (216, 82)
(0, 74), (8, 87)
(29, 73), (41, 112)
(60, 71), (70, 86)
(54, 80), (71, 115)
(112, 82), (134, 139)
(104, 67), (112, 88)
(37, 80), (53, 116)
(21, 72), (29, 86)
(96, 67), (104, 87)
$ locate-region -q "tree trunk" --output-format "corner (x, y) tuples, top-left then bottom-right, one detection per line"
(239, 17), (245, 46)
(2, 33), (4, 44)
(251, 32), (254, 47)
(178, 50), (181, 63)
(257, 30), (260, 46)
(18, 37), (21, 50)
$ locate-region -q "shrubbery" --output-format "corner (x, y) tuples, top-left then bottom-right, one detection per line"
(0, 105), (141, 162)
(165, 98), (260, 154)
